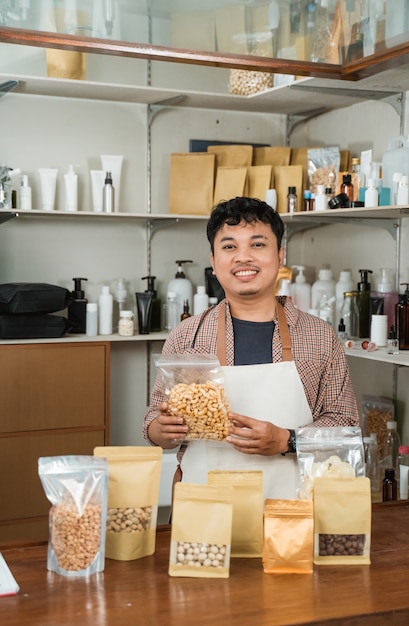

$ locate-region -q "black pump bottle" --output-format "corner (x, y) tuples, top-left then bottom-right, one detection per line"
(357, 269), (372, 338)
(141, 275), (162, 332)
(68, 277), (88, 333)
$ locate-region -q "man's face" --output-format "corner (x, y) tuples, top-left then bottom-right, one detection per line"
(210, 220), (284, 301)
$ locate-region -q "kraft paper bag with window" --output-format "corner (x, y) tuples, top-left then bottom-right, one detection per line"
(171, 11), (216, 51)
(263, 499), (314, 574)
(93, 446), (162, 561)
(244, 165), (272, 200)
(313, 477), (371, 566)
(213, 166), (247, 205)
(169, 153), (215, 215)
(207, 144), (253, 168)
(274, 165), (303, 213)
(169, 482), (233, 578)
(208, 470), (263, 557)
(253, 147), (292, 168)
(290, 147), (314, 191)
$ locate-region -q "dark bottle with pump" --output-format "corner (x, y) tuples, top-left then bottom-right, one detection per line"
(396, 283), (409, 350)
(382, 468), (398, 502)
(181, 300), (191, 321)
(357, 269), (373, 338)
(141, 276), (162, 332)
(68, 277), (88, 333)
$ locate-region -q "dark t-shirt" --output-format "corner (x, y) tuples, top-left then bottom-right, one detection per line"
(232, 317), (275, 365)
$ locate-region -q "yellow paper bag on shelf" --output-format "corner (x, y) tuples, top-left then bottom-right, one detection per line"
(169, 153), (215, 215)
(213, 167), (247, 205)
(274, 165), (303, 213)
(244, 165), (273, 200)
(207, 144), (253, 168)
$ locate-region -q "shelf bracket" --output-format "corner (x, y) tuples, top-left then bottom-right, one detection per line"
(0, 79), (19, 99)
(147, 95), (186, 126)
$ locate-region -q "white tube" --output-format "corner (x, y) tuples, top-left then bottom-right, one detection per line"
(100, 154), (123, 212)
(399, 464), (409, 500)
(64, 165), (78, 211)
(90, 170), (106, 212)
(38, 168), (58, 211)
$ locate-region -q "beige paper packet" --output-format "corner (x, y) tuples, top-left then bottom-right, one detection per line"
(213, 166), (247, 205)
(169, 153), (215, 215)
(253, 147), (292, 168)
(313, 477), (371, 565)
(207, 144), (253, 168)
(274, 165), (303, 213)
(169, 482), (233, 578)
(93, 446), (162, 561)
(208, 470), (263, 557)
(244, 165), (273, 200)
(263, 499), (314, 574)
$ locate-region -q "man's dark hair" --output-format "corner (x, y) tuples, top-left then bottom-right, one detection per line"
(206, 196), (284, 253)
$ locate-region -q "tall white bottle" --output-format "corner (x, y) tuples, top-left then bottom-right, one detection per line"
(291, 265), (311, 312)
(98, 285), (113, 335)
(167, 260), (193, 320)
(311, 268), (336, 310)
(193, 285), (209, 315)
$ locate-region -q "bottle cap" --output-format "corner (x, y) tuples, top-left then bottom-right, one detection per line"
(197, 285), (206, 295)
(399, 445), (409, 455)
(343, 174), (352, 184)
(288, 186), (296, 194)
(318, 268), (333, 281)
(328, 193), (349, 209)
(101, 285), (110, 295)
(316, 184), (325, 193)
(377, 268), (394, 292)
(387, 421), (397, 430)
(87, 302), (97, 312)
(384, 468), (395, 480)
(120, 310), (133, 318)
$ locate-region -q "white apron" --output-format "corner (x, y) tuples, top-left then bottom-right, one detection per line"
(180, 302), (312, 499)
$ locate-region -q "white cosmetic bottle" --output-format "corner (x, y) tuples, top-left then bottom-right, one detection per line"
(193, 285), (209, 315)
(291, 265), (311, 312)
(64, 164), (78, 211)
(98, 285), (113, 335)
(20, 174), (32, 210)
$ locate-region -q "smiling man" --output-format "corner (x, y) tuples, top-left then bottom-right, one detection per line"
(144, 196), (359, 499)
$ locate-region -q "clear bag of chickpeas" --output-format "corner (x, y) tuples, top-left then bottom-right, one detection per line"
(38, 455), (108, 577)
(155, 354), (232, 441)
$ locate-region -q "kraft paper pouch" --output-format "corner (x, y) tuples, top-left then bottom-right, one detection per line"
(169, 153), (215, 215)
(207, 144), (253, 168)
(208, 470), (263, 557)
(169, 482), (233, 578)
(215, 5), (248, 54)
(263, 499), (314, 574)
(244, 165), (272, 200)
(274, 165), (303, 213)
(46, 9), (89, 80)
(171, 11), (216, 51)
(93, 446), (162, 561)
(290, 147), (315, 191)
(253, 147), (292, 168)
(313, 477), (371, 566)
(213, 167), (247, 205)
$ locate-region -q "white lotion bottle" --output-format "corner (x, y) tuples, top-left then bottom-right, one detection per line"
(193, 285), (209, 315)
(64, 164), (78, 211)
(98, 285), (113, 335)
(291, 265), (311, 312)
(20, 174), (32, 210)
(365, 178), (379, 207)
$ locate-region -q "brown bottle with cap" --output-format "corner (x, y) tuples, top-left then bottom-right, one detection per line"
(340, 174), (354, 202)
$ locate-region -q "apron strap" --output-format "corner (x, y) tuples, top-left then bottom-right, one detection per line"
(216, 300), (293, 365)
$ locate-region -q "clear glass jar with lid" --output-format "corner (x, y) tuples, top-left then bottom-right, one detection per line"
(118, 310), (134, 336)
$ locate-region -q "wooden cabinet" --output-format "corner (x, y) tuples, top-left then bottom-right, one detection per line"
(0, 342), (110, 542)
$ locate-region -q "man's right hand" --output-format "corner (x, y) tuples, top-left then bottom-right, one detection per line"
(147, 402), (189, 449)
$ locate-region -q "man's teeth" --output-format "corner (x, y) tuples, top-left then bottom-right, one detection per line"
(235, 270), (257, 276)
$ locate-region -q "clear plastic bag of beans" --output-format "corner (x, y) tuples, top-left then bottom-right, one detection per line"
(296, 427), (365, 500)
(38, 455), (108, 577)
(228, 68), (273, 95)
(155, 354), (231, 440)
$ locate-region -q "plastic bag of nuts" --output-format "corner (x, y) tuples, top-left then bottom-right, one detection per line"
(362, 394), (394, 460)
(155, 354), (232, 440)
(296, 427), (365, 500)
(93, 446), (162, 561)
(228, 68), (273, 95)
(38, 455), (108, 577)
(307, 146), (340, 195)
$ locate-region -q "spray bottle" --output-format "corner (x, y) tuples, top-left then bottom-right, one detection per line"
(142, 275), (162, 332)
(357, 269), (373, 338)
(167, 260), (193, 320)
(291, 265), (311, 312)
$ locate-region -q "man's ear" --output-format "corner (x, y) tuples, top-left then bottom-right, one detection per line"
(278, 247), (285, 267)
(210, 253), (215, 274)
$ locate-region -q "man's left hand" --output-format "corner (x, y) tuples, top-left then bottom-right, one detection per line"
(225, 412), (290, 456)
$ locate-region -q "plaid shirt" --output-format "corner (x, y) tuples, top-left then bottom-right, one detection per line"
(143, 297), (360, 451)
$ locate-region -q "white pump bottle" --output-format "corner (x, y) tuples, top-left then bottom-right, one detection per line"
(291, 265), (311, 312)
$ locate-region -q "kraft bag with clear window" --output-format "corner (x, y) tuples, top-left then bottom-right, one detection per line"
(263, 499), (314, 574)
(93, 446), (162, 560)
(208, 470), (263, 557)
(38, 455), (108, 577)
(313, 477), (371, 565)
(169, 482), (233, 578)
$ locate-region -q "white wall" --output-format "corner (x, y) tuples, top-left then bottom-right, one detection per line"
(0, 44), (408, 446)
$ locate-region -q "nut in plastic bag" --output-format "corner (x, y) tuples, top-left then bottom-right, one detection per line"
(296, 427), (365, 500)
(38, 455), (108, 577)
(155, 354), (231, 440)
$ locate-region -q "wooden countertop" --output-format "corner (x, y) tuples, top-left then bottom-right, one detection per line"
(1, 502), (409, 626)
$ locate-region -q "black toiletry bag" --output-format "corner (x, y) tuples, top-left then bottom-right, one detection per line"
(0, 314), (72, 339)
(0, 283), (72, 314)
